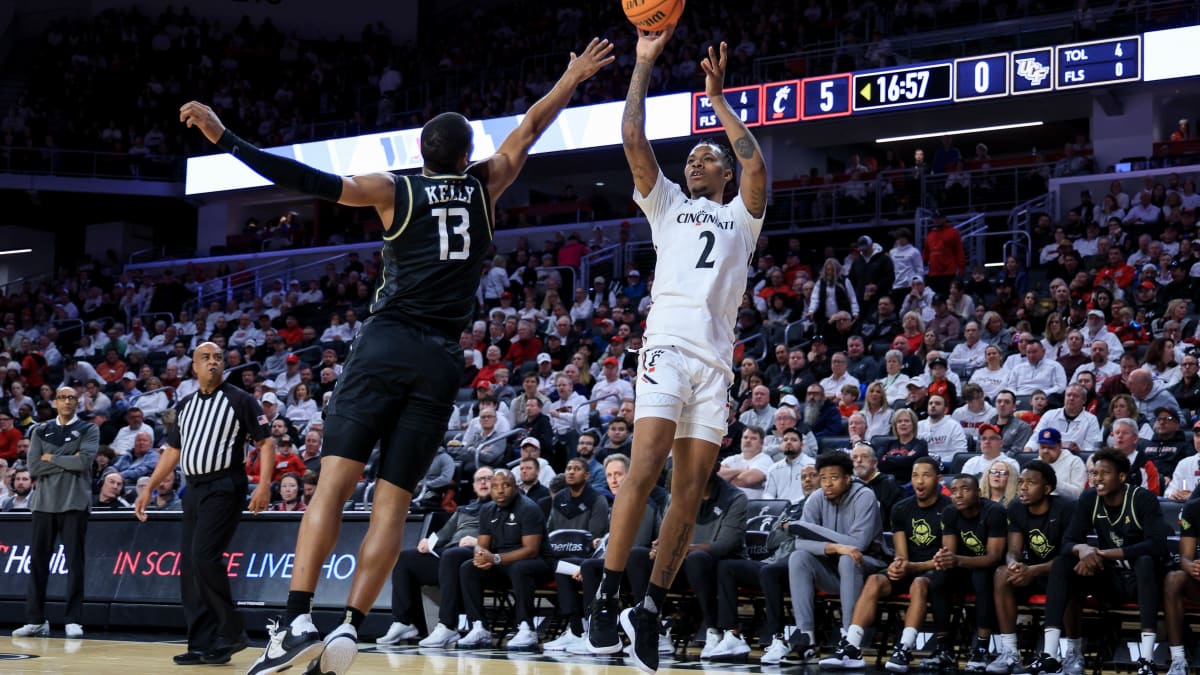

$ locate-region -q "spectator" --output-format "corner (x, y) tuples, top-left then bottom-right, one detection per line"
(923, 213), (965, 296)
(718, 426), (774, 500)
(111, 430), (159, 482)
(93, 469), (131, 510)
(271, 473), (307, 512)
(1, 467), (32, 511)
(801, 383), (842, 438)
(916, 394), (967, 466)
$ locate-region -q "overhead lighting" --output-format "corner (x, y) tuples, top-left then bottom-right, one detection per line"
(594, 181), (606, 187)
(0, 249), (31, 256)
(875, 121), (1044, 144)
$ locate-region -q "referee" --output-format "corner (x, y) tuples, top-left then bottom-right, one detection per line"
(135, 342), (274, 666)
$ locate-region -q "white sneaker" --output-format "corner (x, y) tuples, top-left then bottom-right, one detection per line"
(762, 636), (790, 665)
(568, 636), (600, 655)
(986, 649), (1021, 674)
(65, 623), (84, 639)
(544, 629), (586, 652)
(458, 621), (493, 649)
(1061, 650), (1085, 675)
(658, 627), (673, 655)
(507, 621), (539, 650)
(314, 623), (358, 675)
(706, 630), (751, 659)
(12, 622), (49, 638)
(376, 621), (418, 645)
(1167, 656), (1189, 675)
(699, 628), (725, 659)
(418, 623), (460, 649)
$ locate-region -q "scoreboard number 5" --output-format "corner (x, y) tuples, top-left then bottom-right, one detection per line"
(820, 81), (834, 112)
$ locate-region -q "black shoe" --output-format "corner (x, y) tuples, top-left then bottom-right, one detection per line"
(247, 616), (324, 675)
(887, 642), (913, 673)
(920, 644), (957, 671)
(1013, 653), (1063, 675)
(201, 635), (249, 665)
(790, 631), (817, 661)
(173, 651), (205, 666)
(620, 606), (660, 674)
(820, 639), (866, 669)
(966, 643), (990, 672)
(1136, 658), (1158, 675)
(588, 595), (622, 655)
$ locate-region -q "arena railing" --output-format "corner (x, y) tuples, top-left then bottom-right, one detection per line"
(768, 160), (1058, 234)
(579, 243), (624, 292)
(1048, 161), (1200, 221)
(0, 146), (185, 181)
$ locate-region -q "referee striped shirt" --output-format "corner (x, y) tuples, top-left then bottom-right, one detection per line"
(167, 381), (270, 478)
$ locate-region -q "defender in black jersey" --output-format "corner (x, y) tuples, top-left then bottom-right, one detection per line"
(1023, 450), (1170, 675)
(821, 457), (951, 672)
(182, 38), (615, 675)
(1163, 498), (1200, 675)
(988, 460), (1075, 674)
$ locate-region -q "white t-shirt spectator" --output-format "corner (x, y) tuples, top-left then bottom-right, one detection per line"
(720, 452), (775, 500)
(1024, 408), (1102, 453)
(917, 416), (968, 464)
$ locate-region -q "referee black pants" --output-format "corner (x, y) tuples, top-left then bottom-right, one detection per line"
(390, 546), (473, 630)
(26, 509), (88, 625)
(180, 474), (246, 651)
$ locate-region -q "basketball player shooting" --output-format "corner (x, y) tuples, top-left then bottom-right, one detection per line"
(180, 38), (613, 675)
(586, 25), (766, 674)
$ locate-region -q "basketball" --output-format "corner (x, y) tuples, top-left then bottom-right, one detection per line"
(623, 0), (684, 33)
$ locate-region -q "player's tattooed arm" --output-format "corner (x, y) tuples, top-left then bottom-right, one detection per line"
(623, 60), (660, 196)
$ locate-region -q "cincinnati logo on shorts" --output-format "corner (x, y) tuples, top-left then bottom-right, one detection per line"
(910, 518), (936, 547)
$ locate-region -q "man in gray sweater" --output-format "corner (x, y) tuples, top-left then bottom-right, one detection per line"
(786, 451), (887, 662)
(12, 386), (98, 639)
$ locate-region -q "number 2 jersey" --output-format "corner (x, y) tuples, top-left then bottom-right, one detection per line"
(371, 171), (494, 338)
(634, 169), (764, 371)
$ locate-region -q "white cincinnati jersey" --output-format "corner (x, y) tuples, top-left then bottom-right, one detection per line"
(635, 170), (763, 370)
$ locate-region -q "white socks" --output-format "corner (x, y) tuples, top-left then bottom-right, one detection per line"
(1044, 628), (1062, 659)
(1000, 633), (1018, 653)
(900, 627), (918, 649)
(846, 625), (865, 649)
(1141, 633), (1157, 661)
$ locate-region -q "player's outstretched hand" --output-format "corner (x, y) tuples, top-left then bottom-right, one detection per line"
(635, 22), (675, 63)
(179, 101), (227, 146)
(566, 38), (616, 84)
(700, 41), (728, 101)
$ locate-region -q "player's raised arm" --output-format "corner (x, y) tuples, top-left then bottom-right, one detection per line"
(179, 101), (397, 216)
(623, 25), (675, 197)
(475, 38), (614, 202)
(700, 41), (767, 217)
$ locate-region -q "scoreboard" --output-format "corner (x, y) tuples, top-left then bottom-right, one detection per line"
(691, 34), (1144, 131)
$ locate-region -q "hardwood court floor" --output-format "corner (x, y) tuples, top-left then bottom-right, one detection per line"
(0, 633), (826, 674)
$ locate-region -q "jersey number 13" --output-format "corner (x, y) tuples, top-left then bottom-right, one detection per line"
(435, 207), (471, 261)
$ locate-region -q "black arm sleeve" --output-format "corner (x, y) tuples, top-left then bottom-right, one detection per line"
(217, 130), (344, 202)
